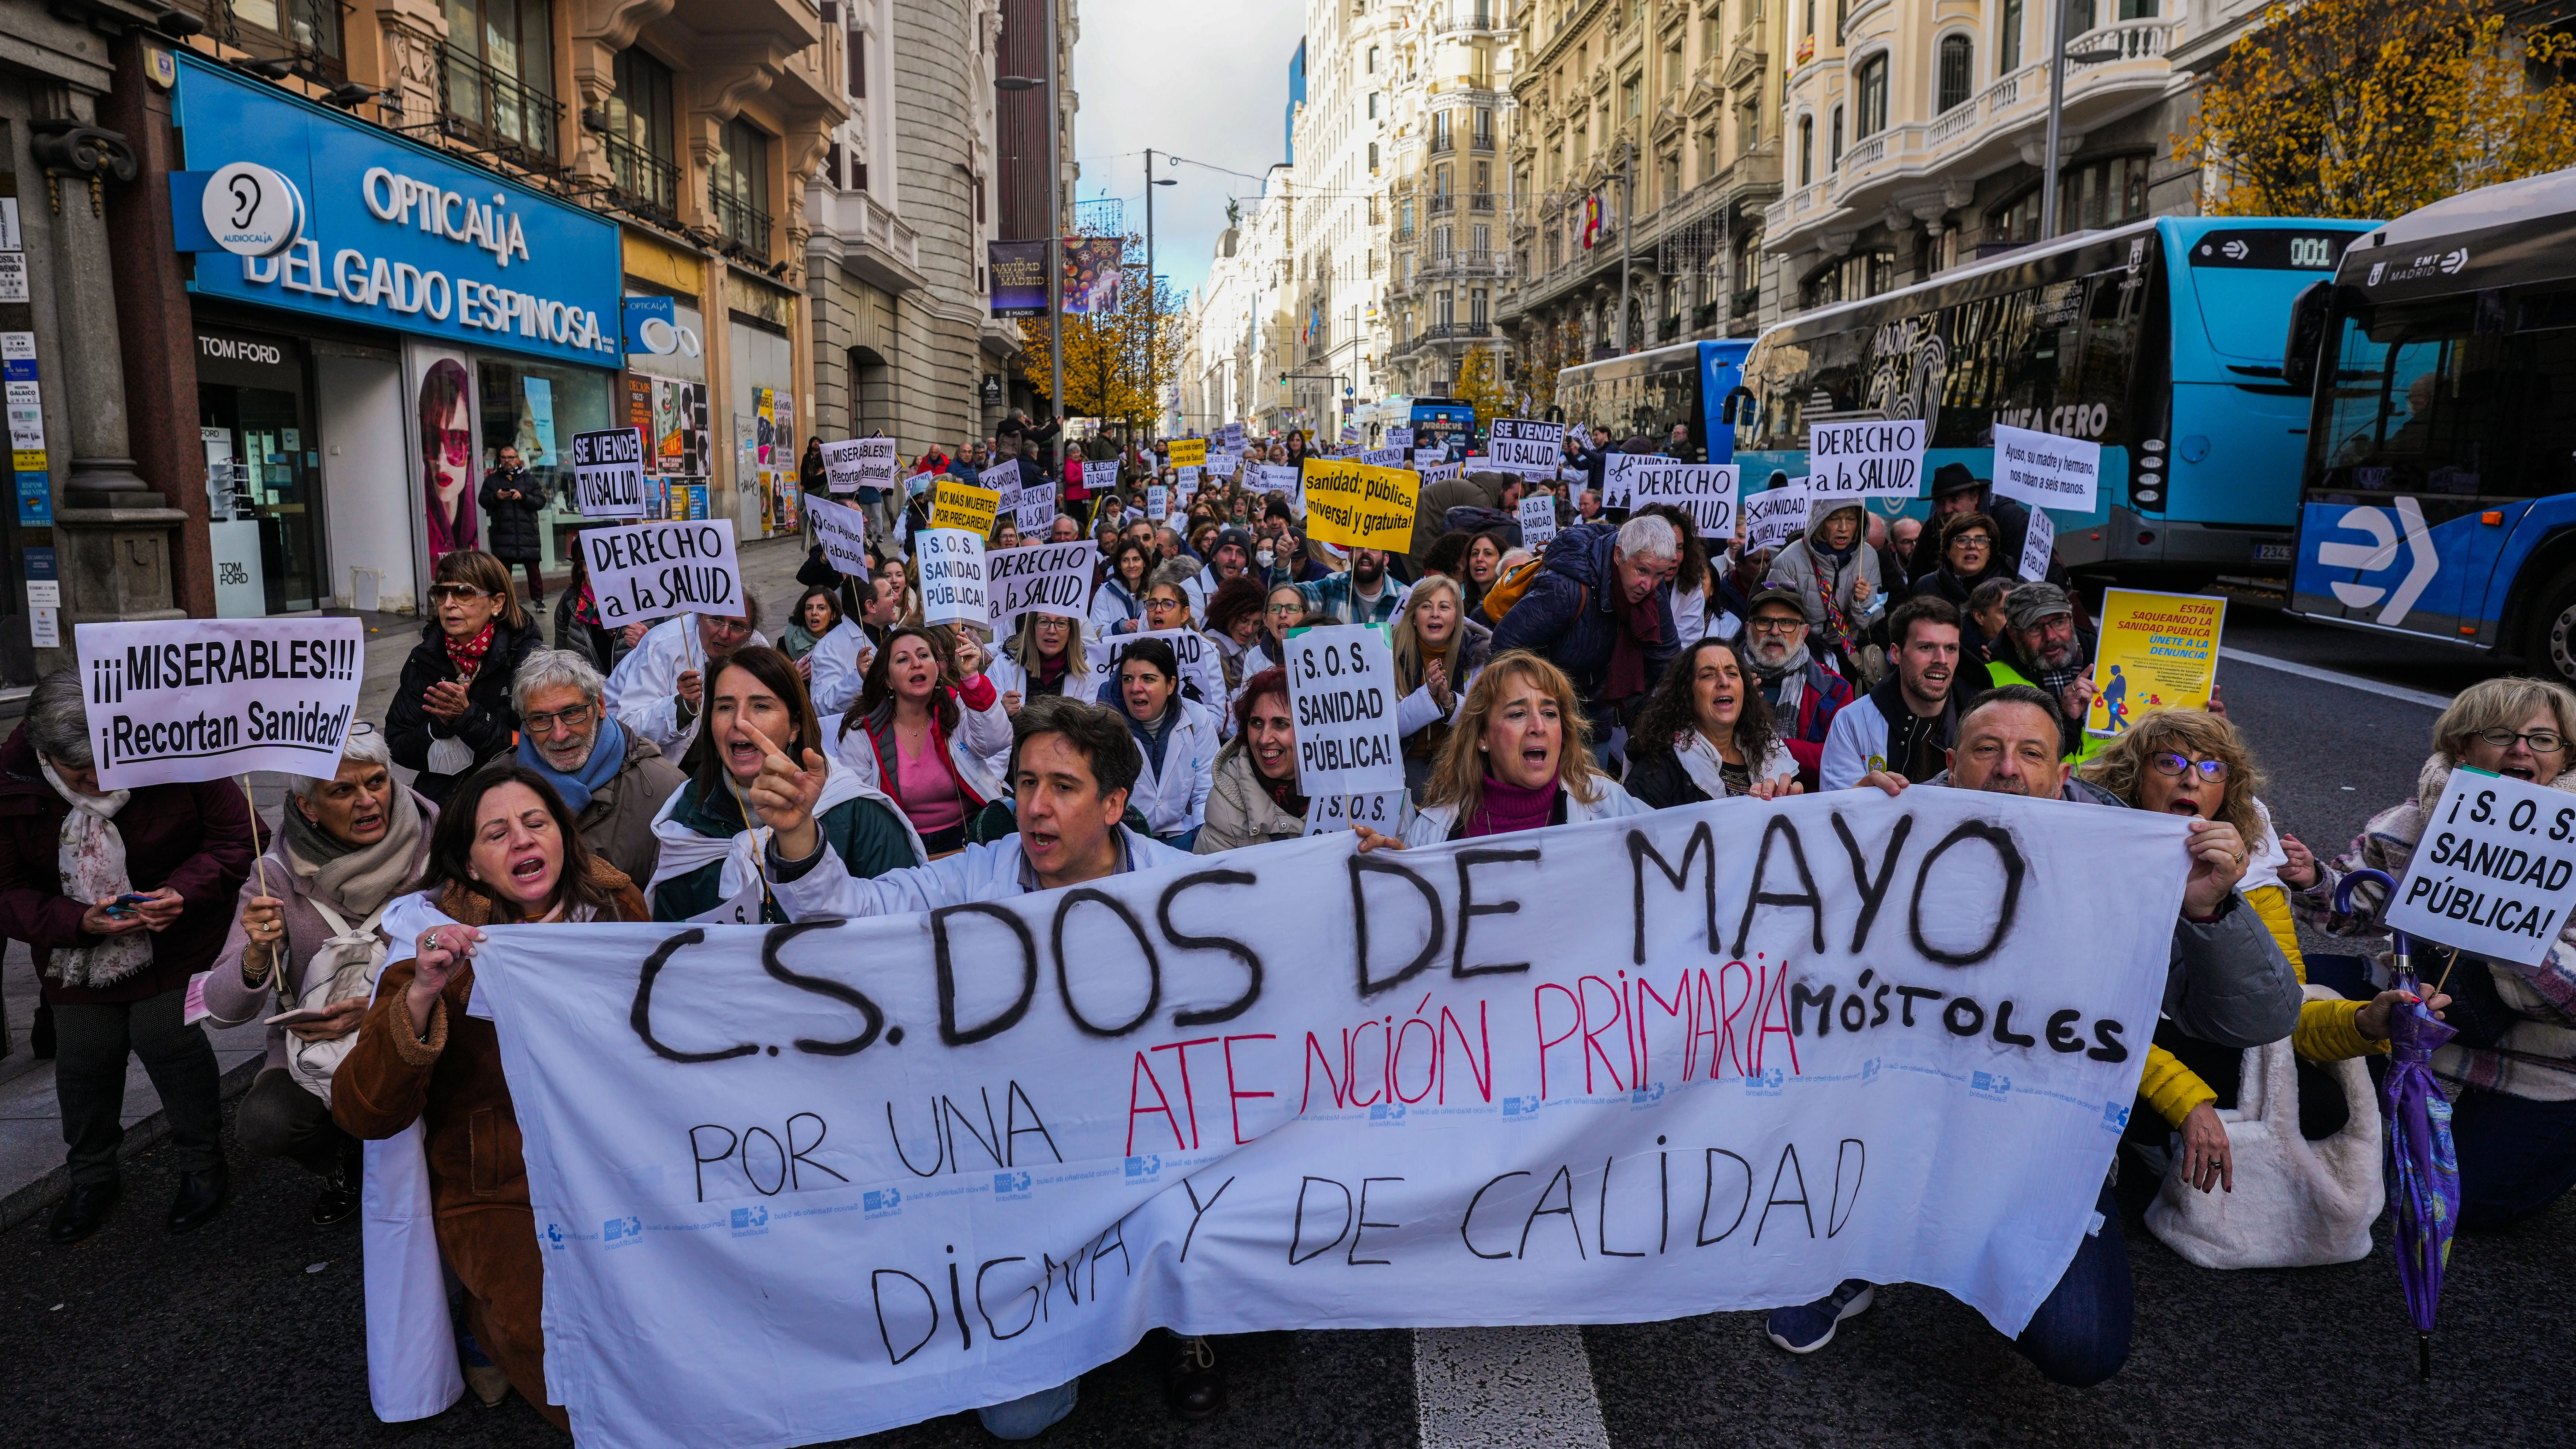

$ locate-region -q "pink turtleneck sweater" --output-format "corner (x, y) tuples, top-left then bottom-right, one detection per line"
(1465, 774), (1559, 838)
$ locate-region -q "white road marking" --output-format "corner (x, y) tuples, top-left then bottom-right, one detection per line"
(2219, 647), (2453, 711)
(1414, 1325), (1614, 1449)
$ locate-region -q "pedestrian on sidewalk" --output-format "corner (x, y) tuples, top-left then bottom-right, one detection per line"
(204, 725), (431, 1227)
(0, 669), (259, 1245)
(388, 550), (542, 807)
(334, 767), (651, 1424)
(476, 447), (547, 607)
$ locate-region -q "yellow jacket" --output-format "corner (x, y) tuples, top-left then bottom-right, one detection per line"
(2138, 884), (2385, 1128)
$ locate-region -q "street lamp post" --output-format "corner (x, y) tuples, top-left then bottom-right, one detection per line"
(2040, 0), (2124, 241)
(1144, 150), (1177, 439)
(997, 34), (1064, 468)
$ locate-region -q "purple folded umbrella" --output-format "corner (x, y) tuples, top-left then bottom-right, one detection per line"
(2337, 867), (2461, 1381)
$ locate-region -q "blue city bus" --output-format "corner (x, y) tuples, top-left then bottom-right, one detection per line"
(1723, 215), (2373, 580)
(1549, 338), (1756, 463)
(1406, 396), (1480, 456)
(2285, 168), (2576, 679)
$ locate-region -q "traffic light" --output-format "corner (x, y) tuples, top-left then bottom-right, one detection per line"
(1278, 372), (1289, 386)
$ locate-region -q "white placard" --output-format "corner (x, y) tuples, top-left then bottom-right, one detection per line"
(2389, 766), (2576, 967)
(1602, 453), (1640, 510)
(1518, 494), (1559, 549)
(580, 518), (745, 627)
(75, 617), (365, 789)
(1303, 788), (1405, 836)
(903, 470), (937, 498)
(821, 438), (897, 495)
(1988, 425), (2101, 512)
(916, 528), (988, 626)
(1001, 479), (1057, 533)
(808, 493), (870, 578)
(984, 540), (1095, 629)
(1250, 464), (1300, 496)
(981, 459), (1024, 492)
(1807, 420), (1927, 502)
(1359, 447), (1405, 469)
(570, 427), (649, 518)
(1627, 462), (1738, 538)
(1085, 627), (1228, 708)
(1285, 624), (1403, 794)
(1413, 447), (1446, 468)
(1221, 422), (1245, 451)
(1418, 462), (1461, 487)
(1146, 485), (1169, 522)
(2018, 505), (2056, 583)
(1386, 426), (1413, 450)
(1486, 418), (1566, 477)
(1176, 465), (1204, 492)
(466, 788), (2191, 1449)
(1743, 479), (1811, 553)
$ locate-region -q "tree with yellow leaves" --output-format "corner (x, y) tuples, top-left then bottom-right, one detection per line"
(2183, 0), (2576, 220)
(1015, 236), (1195, 438)
(1451, 346), (1514, 429)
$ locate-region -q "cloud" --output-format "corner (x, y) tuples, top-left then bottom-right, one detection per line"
(1072, 0), (1306, 301)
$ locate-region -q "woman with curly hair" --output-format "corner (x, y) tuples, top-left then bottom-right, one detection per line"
(1623, 637), (1800, 807)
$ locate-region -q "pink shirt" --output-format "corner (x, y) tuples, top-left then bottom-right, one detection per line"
(895, 733), (965, 837)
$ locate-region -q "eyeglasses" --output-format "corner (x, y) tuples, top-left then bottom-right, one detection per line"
(428, 583), (494, 602)
(1748, 616), (1804, 635)
(702, 617), (754, 639)
(522, 702), (596, 735)
(2474, 727), (2566, 753)
(1952, 534), (1992, 551)
(2148, 752), (2231, 782)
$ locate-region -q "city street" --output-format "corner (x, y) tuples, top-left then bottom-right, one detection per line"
(4, 606), (2568, 1449)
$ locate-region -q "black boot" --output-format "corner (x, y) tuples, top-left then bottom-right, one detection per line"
(47, 1180), (119, 1245)
(311, 1138), (362, 1227)
(1162, 1330), (1227, 1421)
(31, 1002), (55, 1059)
(168, 1163), (229, 1234)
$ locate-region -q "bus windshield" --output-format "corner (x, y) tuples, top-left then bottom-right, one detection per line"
(2314, 285), (2576, 498)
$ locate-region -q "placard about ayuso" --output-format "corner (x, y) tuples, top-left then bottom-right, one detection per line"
(580, 518), (744, 627)
(77, 618), (364, 789)
(2389, 765), (2576, 968)
(472, 789), (2190, 1447)
(1989, 425), (2101, 512)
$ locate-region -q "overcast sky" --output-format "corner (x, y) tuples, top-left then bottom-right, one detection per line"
(1071, 0), (1308, 303)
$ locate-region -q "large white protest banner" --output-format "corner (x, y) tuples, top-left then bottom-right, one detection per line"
(1628, 462), (1738, 538)
(2389, 767), (2576, 968)
(570, 427), (649, 518)
(77, 618), (364, 789)
(917, 528), (988, 626)
(2018, 505), (2056, 583)
(1486, 418), (1565, 477)
(1807, 420), (1926, 502)
(471, 790), (2190, 1448)
(1519, 494), (1560, 549)
(1743, 480), (1810, 553)
(985, 540), (1094, 629)
(1285, 625), (1403, 794)
(581, 518), (744, 628)
(807, 493), (870, 578)
(1085, 627), (1226, 707)
(821, 438), (898, 496)
(1989, 425), (2101, 512)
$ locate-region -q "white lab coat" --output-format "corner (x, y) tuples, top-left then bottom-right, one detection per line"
(603, 615), (772, 760)
(804, 619), (878, 717)
(1403, 776), (1648, 845)
(1123, 695), (1223, 837)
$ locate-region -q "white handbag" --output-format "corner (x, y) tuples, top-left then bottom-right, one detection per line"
(2144, 984), (2385, 1269)
(283, 897), (389, 1104)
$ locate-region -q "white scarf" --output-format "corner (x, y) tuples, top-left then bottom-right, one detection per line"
(40, 759), (153, 989)
(645, 755), (922, 900)
(1676, 730), (1739, 800)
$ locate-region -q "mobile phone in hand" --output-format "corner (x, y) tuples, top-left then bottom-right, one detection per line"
(104, 892), (151, 918)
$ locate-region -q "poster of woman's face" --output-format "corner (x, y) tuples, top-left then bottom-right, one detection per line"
(420, 358), (476, 557)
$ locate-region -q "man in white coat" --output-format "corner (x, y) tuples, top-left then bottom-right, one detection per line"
(746, 693), (1227, 1436)
(603, 603), (770, 761)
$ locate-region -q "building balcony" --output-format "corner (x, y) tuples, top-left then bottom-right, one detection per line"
(602, 134), (681, 220)
(806, 184), (926, 292)
(1429, 194), (1457, 215)
(1471, 133), (1496, 152)
(710, 184), (774, 260)
(1427, 9), (1510, 36)
(1766, 17), (2184, 256)
(438, 43), (562, 171)
(1470, 192), (1496, 211)
(1430, 134), (1457, 155)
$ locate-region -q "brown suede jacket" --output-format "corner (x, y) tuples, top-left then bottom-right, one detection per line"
(331, 860), (648, 1219)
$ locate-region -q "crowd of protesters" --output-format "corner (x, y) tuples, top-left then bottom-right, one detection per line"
(3, 409), (2566, 1442)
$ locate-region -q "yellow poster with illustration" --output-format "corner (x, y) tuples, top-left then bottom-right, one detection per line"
(2086, 588), (2225, 737)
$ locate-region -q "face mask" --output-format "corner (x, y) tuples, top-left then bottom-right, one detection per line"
(1256, 550), (1274, 568)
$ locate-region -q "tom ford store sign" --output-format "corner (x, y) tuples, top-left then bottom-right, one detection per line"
(168, 52), (620, 367)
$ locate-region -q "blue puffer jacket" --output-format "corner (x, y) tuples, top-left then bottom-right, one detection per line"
(1489, 521), (1680, 727)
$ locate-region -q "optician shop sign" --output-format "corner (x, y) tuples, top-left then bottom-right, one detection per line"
(167, 52), (620, 368)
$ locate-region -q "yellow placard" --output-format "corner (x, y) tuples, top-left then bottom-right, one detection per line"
(1167, 438), (1208, 468)
(2085, 587), (2225, 737)
(929, 480), (1001, 535)
(1301, 458), (1418, 552)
